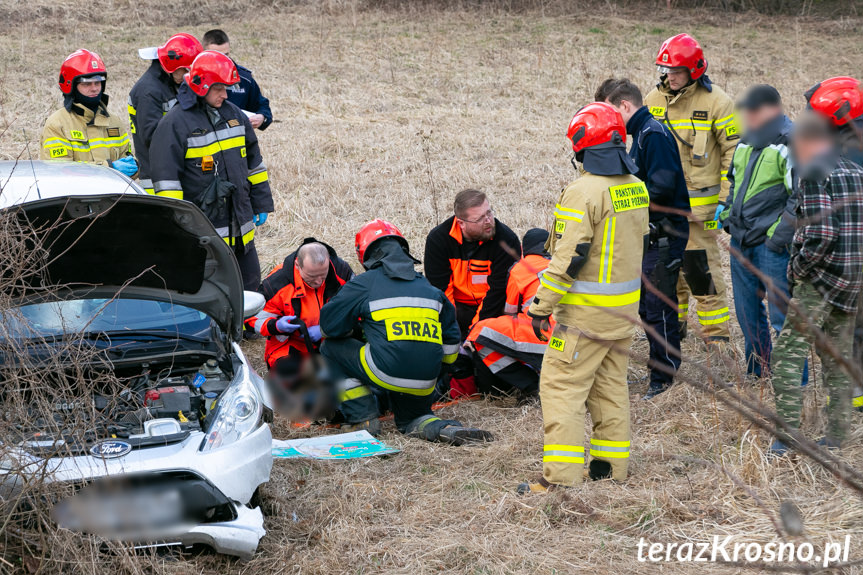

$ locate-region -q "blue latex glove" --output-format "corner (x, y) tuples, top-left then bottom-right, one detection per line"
(275, 315), (299, 334)
(307, 325), (322, 343)
(254, 212), (268, 226)
(714, 205), (724, 222)
(112, 156), (138, 177)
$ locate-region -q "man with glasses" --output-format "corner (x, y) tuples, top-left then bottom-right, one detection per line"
(247, 240), (354, 383)
(424, 189), (521, 336)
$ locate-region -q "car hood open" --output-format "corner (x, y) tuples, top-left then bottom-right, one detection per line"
(7, 194), (245, 341)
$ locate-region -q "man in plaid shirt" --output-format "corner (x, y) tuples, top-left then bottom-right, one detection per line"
(770, 111), (863, 456)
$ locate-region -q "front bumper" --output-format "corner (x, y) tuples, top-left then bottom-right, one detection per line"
(2, 422), (273, 558)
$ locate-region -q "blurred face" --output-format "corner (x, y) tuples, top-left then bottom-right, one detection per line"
(665, 67), (691, 91)
(205, 42), (231, 58)
(793, 134), (833, 167)
(457, 200), (495, 242)
(742, 104), (782, 134)
(204, 84), (228, 108)
(76, 80), (102, 98)
(170, 68), (188, 85)
(298, 258), (330, 289)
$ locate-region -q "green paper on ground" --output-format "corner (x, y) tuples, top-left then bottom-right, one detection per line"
(272, 430), (400, 459)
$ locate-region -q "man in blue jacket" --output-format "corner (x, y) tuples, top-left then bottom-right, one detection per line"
(597, 78), (691, 399)
(203, 29), (273, 131)
(718, 85), (799, 380)
(320, 219), (493, 445)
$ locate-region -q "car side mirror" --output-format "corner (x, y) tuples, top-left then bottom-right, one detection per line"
(242, 291), (266, 320)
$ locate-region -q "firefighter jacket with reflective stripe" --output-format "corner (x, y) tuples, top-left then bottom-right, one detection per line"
(150, 83), (274, 248)
(644, 77), (738, 220)
(504, 254), (549, 315)
(720, 114), (796, 251)
(40, 98), (132, 165)
(424, 216), (521, 322)
(529, 170), (649, 340)
(128, 61), (179, 193)
(320, 267), (461, 396)
(247, 239), (354, 367)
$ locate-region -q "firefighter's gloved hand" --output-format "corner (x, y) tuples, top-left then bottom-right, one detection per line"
(276, 315), (300, 334)
(527, 312), (550, 342)
(254, 212), (268, 226)
(112, 156), (138, 177)
(307, 325), (322, 342)
(714, 204), (724, 222)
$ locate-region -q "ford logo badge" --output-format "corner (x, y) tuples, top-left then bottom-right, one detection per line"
(90, 440), (132, 459)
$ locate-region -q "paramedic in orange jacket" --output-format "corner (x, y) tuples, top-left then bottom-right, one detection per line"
(246, 239), (354, 380)
(466, 228), (553, 397)
(424, 189), (522, 336)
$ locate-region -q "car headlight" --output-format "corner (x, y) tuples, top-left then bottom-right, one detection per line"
(200, 365), (264, 452)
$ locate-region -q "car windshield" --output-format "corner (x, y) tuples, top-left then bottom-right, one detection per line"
(3, 298), (212, 340)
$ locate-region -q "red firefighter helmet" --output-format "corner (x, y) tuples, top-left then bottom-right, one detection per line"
(566, 102), (627, 153)
(184, 51), (239, 97)
(805, 76), (863, 127)
(655, 33), (707, 80)
(158, 33), (203, 73)
(58, 49), (107, 95)
(355, 219), (410, 264)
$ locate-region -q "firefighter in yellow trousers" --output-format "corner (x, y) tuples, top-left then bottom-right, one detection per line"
(644, 34), (737, 343)
(519, 103), (649, 493)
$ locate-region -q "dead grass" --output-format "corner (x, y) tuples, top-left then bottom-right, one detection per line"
(2, 2), (863, 574)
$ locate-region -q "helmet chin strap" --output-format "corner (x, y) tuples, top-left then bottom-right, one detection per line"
(570, 154), (579, 172)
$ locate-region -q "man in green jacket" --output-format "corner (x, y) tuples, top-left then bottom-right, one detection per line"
(718, 85), (798, 379)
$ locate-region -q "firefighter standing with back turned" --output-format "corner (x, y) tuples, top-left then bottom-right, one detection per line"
(644, 34), (738, 349)
(519, 103), (649, 493)
(128, 33), (203, 194)
(150, 51), (273, 291)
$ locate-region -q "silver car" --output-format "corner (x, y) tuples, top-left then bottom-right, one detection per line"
(0, 161), (273, 559)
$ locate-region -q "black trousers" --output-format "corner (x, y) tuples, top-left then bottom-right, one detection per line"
(320, 338), (435, 431)
(234, 240), (262, 291)
(639, 235), (686, 388)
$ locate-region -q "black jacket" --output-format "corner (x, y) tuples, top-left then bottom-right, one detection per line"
(626, 105), (690, 237)
(150, 83), (273, 249)
(128, 60), (179, 190)
(321, 243), (460, 394)
(227, 64), (273, 130)
(424, 216), (521, 322)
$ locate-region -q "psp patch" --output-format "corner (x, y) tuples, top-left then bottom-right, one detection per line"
(704, 220), (719, 231)
(609, 182), (650, 213)
(649, 106), (666, 117)
(69, 130), (85, 140)
(549, 337), (566, 352)
(554, 220), (566, 235)
(49, 147), (68, 158)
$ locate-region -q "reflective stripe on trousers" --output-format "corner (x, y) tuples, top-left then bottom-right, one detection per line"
(589, 438), (630, 459)
(359, 344), (437, 396)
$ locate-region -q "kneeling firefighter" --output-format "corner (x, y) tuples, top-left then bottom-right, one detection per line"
(520, 103), (649, 493)
(319, 219), (494, 445)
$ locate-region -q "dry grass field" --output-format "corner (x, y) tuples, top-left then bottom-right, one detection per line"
(2, 1), (863, 573)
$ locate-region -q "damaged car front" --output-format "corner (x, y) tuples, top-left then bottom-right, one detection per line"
(0, 161), (273, 559)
